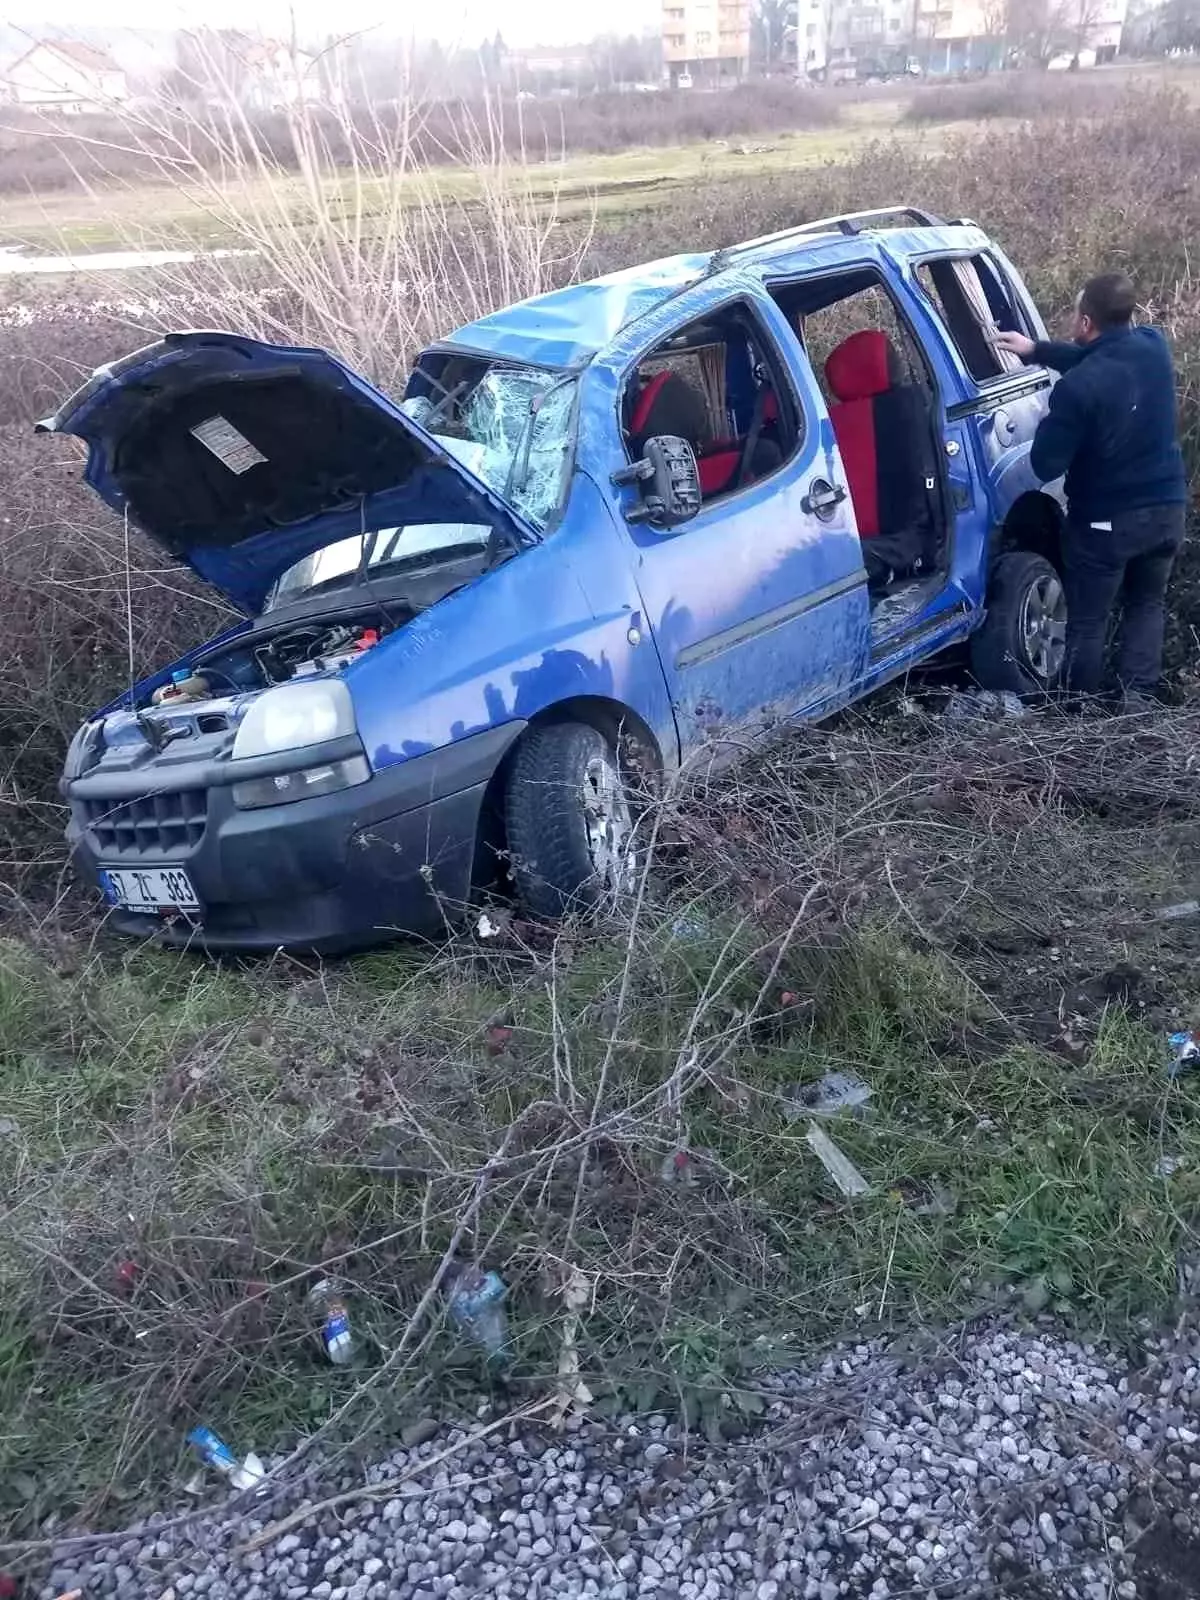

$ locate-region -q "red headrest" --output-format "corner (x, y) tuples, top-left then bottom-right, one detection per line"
(825, 330), (900, 404)
(630, 370), (672, 438)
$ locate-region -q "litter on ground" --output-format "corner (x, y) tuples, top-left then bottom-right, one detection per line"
(1168, 1030), (1200, 1078)
(447, 1266), (511, 1365)
(785, 1070), (873, 1119)
(1157, 900), (1200, 921)
(188, 1427), (265, 1493)
(805, 1121), (871, 1197)
(943, 689), (1027, 720)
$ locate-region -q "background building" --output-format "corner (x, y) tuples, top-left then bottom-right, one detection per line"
(796, 0), (1128, 75)
(662, 0), (753, 86)
(3, 39), (129, 113)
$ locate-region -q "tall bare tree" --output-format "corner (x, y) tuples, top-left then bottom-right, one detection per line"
(977, 0), (1014, 66)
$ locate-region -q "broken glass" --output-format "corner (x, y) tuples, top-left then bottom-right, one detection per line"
(457, 367), (576, 529)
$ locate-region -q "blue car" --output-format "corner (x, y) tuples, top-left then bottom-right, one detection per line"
(50, 205), (1067, 952)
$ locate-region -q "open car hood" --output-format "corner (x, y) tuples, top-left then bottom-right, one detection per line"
(37, 330), (539, 614)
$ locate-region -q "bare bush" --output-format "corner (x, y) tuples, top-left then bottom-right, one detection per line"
(901, 68), (1135, 124)
(42, 51), (590, 392)
(0, 80), (838, 198)
(3, 700), (1198, 1536)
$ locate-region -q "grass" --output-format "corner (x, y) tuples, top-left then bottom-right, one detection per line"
(0, 124), (919, 256)
(4, 703), (1200, 1550)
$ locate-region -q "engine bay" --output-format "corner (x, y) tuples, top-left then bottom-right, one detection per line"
(140, 606), (406, 710)
(232, 615), (392, 686)
(160, 543), (496, 707)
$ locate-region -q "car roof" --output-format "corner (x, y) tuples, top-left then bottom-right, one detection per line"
(436, 210), (990, 370)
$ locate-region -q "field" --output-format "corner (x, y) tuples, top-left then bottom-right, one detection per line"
(3, 65), (1200, 1562)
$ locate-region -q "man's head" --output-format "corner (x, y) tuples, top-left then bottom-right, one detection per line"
(1070, 271), (1136, 345)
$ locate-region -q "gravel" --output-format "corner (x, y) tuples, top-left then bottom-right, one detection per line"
(27, 1322), (1200, 1600)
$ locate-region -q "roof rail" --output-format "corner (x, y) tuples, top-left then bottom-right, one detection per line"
(708, 205), (947, 272)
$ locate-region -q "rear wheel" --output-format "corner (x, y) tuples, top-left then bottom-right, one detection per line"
(970, 550), (1067, 695)
(504, 722), (637, 919)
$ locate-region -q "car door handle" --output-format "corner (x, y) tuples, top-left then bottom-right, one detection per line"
(802, 479), (847, 517)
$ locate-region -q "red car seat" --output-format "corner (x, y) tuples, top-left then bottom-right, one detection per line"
(824, 329), (937, 586)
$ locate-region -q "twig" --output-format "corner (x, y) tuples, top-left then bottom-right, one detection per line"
(237, 1398), (554, 1554)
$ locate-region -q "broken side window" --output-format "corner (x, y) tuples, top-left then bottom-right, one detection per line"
(915, 255), (1031, 385)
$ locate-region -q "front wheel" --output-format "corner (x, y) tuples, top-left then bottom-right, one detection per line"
(504, 722), (637, 919)
(970, 550), (1068, 695)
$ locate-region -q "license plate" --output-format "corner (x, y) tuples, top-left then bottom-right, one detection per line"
(100, 866), (200, 915)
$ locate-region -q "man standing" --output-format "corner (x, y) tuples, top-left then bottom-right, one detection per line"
(996, 272), (1187, 702)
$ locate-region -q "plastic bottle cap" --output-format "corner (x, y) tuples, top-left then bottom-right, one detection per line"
(172, 669), (190, 683)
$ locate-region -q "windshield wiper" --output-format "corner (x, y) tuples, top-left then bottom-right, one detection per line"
(503, 374), (576, 501)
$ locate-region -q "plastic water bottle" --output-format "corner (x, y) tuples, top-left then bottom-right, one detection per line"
(188, 1426), (265, 1491)
(308, 1279), (356, 1366)
(1169, 1030), (1200, 1078)
(447, 1268), (511, 1365)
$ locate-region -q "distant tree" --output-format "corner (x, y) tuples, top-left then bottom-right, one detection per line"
(976, 0), (1014, 66)
(753, 0), (799, 68)
(582, 31), (661, 89)
(173, 29), (251, 102)
(1159, 0), (1200, 46)
(1070, 0), (1106, 59)
(479, 31), (508, 82)
(1005, 0), (1070, 62)
(1123, 0), (1166, 49)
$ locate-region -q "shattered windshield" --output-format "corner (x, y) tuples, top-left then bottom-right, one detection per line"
(267, 365), (576, 610)
(415, 364), (577, 530)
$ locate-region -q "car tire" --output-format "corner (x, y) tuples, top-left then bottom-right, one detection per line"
(970, 550), (1068, 695)
(504, 721), (637, 919)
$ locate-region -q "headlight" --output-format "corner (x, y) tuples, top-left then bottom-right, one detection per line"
(232, 681), (356, 760)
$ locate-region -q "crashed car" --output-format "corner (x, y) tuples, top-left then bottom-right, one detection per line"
(51, 204), (1067, 952)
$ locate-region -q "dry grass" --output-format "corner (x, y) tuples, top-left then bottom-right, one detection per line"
(33, 57), (591, 393)
(0, 80), (840, 198)
(3, 700), (1200, 1551)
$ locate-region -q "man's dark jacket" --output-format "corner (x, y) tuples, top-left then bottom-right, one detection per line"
(1028, 326), (1187, 523)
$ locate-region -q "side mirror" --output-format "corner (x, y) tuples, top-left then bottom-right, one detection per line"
(612, 435), (702, 530)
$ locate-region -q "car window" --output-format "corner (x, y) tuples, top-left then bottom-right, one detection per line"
(403, 361), (577, 530)
(774, 276), (936, 410)
(623, 301), (805, 510)
(267, 433), (494, 609)
(915, 255), (1030, 386)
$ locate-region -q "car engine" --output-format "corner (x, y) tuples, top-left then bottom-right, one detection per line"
(168, 608), (406, 704)
(250, 619), (387, 683)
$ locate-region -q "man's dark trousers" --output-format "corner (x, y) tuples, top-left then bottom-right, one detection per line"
(1062, 504), (1186, 696)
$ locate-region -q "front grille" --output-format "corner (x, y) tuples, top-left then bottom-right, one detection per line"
(82, 788), (208, 858)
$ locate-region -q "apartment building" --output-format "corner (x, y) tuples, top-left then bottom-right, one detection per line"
(800, 0), (913, 75)
(801, 0), (1126, 75)
(661, 0), (752, 86)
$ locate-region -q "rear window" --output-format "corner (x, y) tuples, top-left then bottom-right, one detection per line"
(915, 255), (1031, 385)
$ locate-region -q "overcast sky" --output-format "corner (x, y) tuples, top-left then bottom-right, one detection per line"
(12, 0), (656, 48)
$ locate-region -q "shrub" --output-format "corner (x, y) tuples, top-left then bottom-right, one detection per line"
(901, 68), (1135, 125)
(0, 82), (839, 198)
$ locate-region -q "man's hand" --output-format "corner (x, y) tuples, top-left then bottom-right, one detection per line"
(992, 329), (1037, 360)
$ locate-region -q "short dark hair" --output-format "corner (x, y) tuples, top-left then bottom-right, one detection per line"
(1079, 272), (1136, 331)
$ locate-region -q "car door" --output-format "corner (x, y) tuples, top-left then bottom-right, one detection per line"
(908, 250), (1056, 579)
(605, 288), (871, 756)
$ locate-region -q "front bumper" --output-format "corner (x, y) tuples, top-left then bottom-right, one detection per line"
(65, 723), (524, 953)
